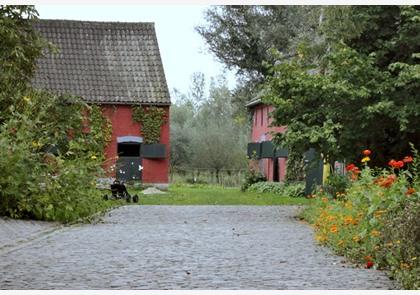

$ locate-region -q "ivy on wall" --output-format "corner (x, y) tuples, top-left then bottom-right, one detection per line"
(89, 105), (113, 154)
(132, 105), (167, 144)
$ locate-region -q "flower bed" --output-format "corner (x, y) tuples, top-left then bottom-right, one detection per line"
(302, 149), (419, 289)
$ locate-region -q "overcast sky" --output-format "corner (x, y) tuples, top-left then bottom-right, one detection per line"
(36, 5), (237, 100)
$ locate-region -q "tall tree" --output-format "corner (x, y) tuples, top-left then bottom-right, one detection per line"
(263, 6), (420, 166)
(197, 6), (323, 127)
(197, 6), (321, 81)
(170, 74), (248, 180)
(0, 5), (52, 122)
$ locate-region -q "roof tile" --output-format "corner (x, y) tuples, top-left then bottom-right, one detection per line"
(32, 19), (171, 105)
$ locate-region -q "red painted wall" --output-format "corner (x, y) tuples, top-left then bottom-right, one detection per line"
(249, 103), (287, 182)
(101, 104), (169, 184)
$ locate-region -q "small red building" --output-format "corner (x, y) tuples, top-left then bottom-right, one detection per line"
(246, 99), (287, 182)
(32, 19), (171, 187)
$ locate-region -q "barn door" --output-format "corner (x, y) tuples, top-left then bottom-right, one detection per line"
(116, 142), (142, 182)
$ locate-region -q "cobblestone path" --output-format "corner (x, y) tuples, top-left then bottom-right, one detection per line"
(0, 206), (395, 289)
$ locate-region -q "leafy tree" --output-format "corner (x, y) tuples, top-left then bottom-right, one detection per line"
(189, 78), (248, 181)
(169, 89), (195, 169)
(263, 6), (420, 166)
(197, 5), (323, 114)
(197, 5), (321, 80)
(0, 5), (53, 122)
(0, 6), (112, 221)
(170, 74), (248, 182)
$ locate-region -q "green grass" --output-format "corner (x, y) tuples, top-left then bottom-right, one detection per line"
(129, 184), (313, 206)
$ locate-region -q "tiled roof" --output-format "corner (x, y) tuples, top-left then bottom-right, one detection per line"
(32, 19), (171, 105)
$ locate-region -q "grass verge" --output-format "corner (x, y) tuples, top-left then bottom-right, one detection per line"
(130, 183), (313, 206)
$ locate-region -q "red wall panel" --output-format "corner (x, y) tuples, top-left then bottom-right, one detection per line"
(101, 104), (169, 184)
(250, 104), (287, 182)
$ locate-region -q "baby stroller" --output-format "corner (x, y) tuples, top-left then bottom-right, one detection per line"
(103, 180), (139, 203)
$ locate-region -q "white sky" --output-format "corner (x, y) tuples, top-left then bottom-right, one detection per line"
(36, 5), (237, 99)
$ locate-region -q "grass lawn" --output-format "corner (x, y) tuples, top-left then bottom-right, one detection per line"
(129, 184), (313, 206)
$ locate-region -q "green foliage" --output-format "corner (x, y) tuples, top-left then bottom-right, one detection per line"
(197, 6), (322, 109)
(240, 169), (266, 191)
(285, 147), (305, 182)
(0, 6), (114, 222)
(247, 181), (284, 194)
(197, 6), (321, 80)
(379, 198), (419, 289)
(302, 150), (420, 289)
(263, 6), (420, 167)
(0, 5), (53, 122)
(323, 173), (350, 199)
(247, 181), (305, 197)
(282, 182), (306, 198)
(0, 90), (112, 222)
(132, 105), (167, 144)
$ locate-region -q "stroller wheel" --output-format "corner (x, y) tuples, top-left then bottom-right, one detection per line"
(133, 194), (139, 203)
(125, 193), (131, 203)
(103, 194), (109, 201)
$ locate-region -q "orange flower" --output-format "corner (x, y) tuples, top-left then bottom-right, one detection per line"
(344, 216), (354, 225)
(403, 156), (413, 163)
(346, 163), (356, 171)
(362, 149), (372, 156)
(330, 225), (338, 233)
(378, 174), (397, 188)
(405, 187), (416, 195)
(374, 210), (386, 218)
(352, 235), (361, 243)
(366, 261), (374, 269)
(327, 215), (336, 222)
(371, 230), (381, 237)
(316, 234), (327, 242)
(389, 159), (404, 169)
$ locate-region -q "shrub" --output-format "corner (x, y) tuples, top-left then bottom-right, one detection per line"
(282, 182), (305, 198)
(378, 197), (419, 289)
(0, 91), (112, 222)
(240, 169), (266, 191)
(247, 182), (284, 194)
(323, 173), (350, 199)
(247, 181), (305, 197)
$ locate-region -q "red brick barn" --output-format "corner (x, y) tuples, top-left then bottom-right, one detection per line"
(32, 20), (171, 187)
(246, 98), (288, 182)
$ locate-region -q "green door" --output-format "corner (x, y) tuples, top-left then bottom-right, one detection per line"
(116, 156), (142, 182)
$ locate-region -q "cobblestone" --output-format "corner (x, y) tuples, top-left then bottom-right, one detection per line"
(0, 206), (396, 289)
(0, 217), (59, 252)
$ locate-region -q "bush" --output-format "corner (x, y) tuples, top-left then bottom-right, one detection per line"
(379, 197), (419, 289)
(240, 169), (266, 191)
(302, 150), (420, 289)
(247, 181), (305, 197)
(0, 91), (112, 222)
(247, 181), (284, 194)
(0, 9), (114, 223)
(323, 173), (350, 199)
(282, 182), (305, 198)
